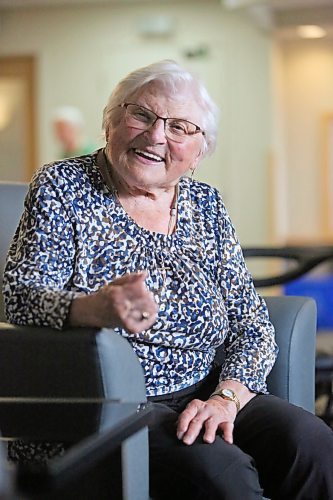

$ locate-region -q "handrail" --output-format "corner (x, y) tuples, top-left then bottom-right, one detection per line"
(243, 246), (333, 287)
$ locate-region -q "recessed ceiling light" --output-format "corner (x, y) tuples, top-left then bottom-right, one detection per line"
(297, 25), (327, 39)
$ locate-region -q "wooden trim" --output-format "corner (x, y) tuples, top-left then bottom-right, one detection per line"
(267, 149), (275, 242)
(321, 113), (333, 241)
(0, 55), (37, 181)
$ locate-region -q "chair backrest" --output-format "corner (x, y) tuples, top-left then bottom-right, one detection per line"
(0, 181), (28, 322)
(214, 295), (317, 413)
(243, 246), (330, 418)
(265, 295), (316, 413)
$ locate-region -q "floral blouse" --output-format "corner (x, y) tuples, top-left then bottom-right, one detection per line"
(3, 150), (278, 397)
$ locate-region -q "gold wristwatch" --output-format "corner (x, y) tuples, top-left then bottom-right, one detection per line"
(210, 388), (241, 413)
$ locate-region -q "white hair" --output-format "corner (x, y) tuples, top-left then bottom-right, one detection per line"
(102, 60), (219, 157)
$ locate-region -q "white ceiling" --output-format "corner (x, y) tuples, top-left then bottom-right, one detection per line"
(224, 0), (333, 38)
(224, 0), (333, 8)
(1, 0), (183, 7)
(0, 0), (333, 38)
(0, 0), (331, 8)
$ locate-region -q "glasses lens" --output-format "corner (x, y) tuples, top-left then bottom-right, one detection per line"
(123, 103), (202, 143)
(125, 104), (155, 129)
(166, 119), (197, 137)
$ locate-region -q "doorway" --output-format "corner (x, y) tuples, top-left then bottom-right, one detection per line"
(0, 55), (37, 182)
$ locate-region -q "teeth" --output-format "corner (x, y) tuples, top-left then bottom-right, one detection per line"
(134, 149), (163, 162)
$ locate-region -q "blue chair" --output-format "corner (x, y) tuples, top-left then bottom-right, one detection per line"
(0, 181), (149, 499)
(0, 182), (318, 498)
(244, 246), (333, 425)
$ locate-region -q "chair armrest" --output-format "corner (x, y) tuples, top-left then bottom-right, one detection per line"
(264, 296), (316, 413)
(0, 322), (146, 403)
(0, 323), (149, 500)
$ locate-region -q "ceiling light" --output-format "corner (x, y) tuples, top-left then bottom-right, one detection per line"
(297, 25), (327, 39)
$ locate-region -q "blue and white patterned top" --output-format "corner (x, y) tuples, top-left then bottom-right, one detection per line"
(3, 150), (278, 396)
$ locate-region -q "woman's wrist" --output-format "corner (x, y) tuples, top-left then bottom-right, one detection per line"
(209, 388), (241, 412)
(210, 380), (256, 412)
(69, 294), (102, 327)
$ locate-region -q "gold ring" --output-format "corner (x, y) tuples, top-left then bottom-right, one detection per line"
(141, 311), (150, 320)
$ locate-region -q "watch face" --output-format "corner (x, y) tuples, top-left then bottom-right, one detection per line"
(222, 389), (234, 398)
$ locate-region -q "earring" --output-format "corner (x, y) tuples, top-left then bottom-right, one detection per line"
(190, 167), (196, 181)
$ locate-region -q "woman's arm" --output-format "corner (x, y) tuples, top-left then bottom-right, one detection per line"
(3, 165), (158, 332)
(177, 190), (278, 446)
(216, 197), (278, 394)
(3, 169), (78, 329)
(69, 272), (157, 333)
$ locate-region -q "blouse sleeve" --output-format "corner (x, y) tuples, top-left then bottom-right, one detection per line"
(3, 167), (81, 329)
(216, 195), (278, 394)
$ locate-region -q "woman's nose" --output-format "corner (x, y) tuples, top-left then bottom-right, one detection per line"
(144, 118), (167, 143)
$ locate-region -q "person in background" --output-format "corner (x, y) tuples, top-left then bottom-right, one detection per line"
(4, 60), (333, 499)
(52, 105), (95, 158)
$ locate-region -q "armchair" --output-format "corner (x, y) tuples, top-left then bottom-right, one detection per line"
(0, 323), (149, 499)
(0, 181), (149, 499)
(0, 182), (317, 498)
(243, 245), (333, 425)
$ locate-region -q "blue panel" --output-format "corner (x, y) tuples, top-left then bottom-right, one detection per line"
(284, 276), (333, 329)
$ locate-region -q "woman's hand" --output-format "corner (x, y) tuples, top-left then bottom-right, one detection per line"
(70, 271), (158, 333)
(177, 397), (238, 445)
(177, 382), (256, 445)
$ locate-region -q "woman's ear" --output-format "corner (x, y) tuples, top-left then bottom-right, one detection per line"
(193, 148), (203, 167)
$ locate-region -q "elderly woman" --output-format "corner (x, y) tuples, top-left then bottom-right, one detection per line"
(3, 60), (333, 499)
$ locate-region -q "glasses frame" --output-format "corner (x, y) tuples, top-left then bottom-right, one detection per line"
(118, 102), (205, 140)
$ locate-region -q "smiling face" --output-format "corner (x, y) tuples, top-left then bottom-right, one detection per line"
(104, 81), (205, 192)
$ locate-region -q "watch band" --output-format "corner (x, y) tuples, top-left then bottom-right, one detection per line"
(210, 388), (241, 413)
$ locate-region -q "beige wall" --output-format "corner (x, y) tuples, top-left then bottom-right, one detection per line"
(0, 1), (272, 245)
(273, 37), (333, 244)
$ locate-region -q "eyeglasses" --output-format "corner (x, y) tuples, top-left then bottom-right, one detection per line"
(119, 103), (205, 143)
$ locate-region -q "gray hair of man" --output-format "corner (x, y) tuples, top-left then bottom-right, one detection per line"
(102, 60), (219, 157)
(53, 106), (85, 128)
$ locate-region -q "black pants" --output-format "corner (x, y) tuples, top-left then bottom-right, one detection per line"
(148, 370), (333, 500)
